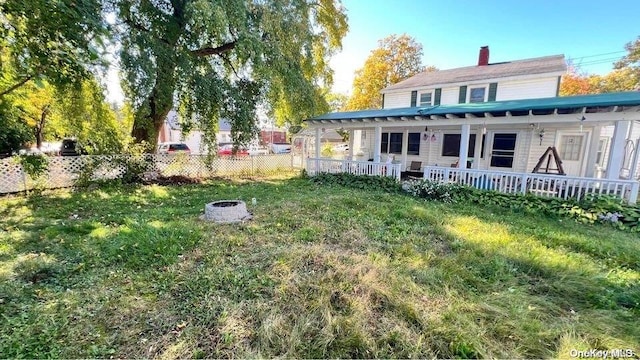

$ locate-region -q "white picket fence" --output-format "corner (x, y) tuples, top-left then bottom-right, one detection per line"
(0, 154), (299, 194)
(306, 157), (402, 180)
(423, 166), (640, 204)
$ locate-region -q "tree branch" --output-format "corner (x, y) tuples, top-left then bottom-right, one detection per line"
(0, 74), (34, 97)
(191, 41), (237, 57)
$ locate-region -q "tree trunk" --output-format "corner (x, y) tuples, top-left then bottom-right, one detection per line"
(131, 110), (167, 150)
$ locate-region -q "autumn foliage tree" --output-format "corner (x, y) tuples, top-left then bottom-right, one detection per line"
(561, 40), (640, 96)
(346, 34), (433, 110)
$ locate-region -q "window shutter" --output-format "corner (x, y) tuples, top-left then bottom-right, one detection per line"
(410, 91), (417, 107)
(458, 86), (467, 104)
(381, 94), (385, 109)
(434, 88), (442, 105)
(488, 83), (498, 101)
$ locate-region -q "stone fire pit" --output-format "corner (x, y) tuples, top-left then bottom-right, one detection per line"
(201, 200), (253, 223)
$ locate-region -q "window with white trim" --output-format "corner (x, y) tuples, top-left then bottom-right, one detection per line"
(469, 87), (486, 103)
(596, 137), (609, 166)
(380, 132), (421, 155)
(419, 92), (432, 106)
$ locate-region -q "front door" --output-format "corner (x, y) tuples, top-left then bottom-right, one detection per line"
(557, 132), (588, 177)
(489, 133), (518, 169)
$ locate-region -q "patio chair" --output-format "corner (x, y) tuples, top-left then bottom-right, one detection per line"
(406, 161), (422, 171)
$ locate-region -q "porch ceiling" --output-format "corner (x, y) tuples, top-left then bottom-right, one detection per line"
(306, 91), (640, 128)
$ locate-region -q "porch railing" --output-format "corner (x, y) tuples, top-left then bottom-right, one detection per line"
(423, 166), (640, 204)
(306, 158), (401, 180)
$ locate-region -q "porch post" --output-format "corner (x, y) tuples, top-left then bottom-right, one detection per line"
(401, 129), (409, 169)
(606, 120), (631, 180)
(584, 125), (601, 178)
(473, 127), (483, 169)
(373, 126), (382, 163)
(348, 129), (354, 160)
(315, 127), (321, 158)
(458, 124), (471, 168)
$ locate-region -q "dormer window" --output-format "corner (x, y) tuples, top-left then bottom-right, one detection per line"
(469, 87), (486, 103)
(419, 92), (432, 106)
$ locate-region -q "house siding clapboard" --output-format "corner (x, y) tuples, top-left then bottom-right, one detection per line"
(495, 77), (559, 101)
(383, 92), (411, 109)
(381, 76), (560, 109)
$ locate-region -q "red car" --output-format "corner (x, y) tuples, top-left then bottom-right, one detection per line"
(217, 144), (249, 156)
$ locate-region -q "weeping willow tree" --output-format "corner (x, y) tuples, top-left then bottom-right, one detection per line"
(115, 0), (348, 151)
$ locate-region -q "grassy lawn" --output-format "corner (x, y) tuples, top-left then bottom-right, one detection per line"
(1, 174), (639, 358)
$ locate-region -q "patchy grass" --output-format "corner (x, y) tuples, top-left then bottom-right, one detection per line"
(1, 175), (639, 358)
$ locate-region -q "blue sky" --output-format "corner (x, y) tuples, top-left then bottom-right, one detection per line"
(329, 0), (640, 94)
(105, 0), (640, 103)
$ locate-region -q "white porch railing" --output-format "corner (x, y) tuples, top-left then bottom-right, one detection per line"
(306, 158), (401, 180)
(423, 166), (640, 204)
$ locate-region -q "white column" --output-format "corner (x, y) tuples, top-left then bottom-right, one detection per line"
(373, 126), (382, 162)
(584, 125), (601, 178)
(348, 129), (354, 160)
(473, 127), (484, 169)
(401, 129), (409, 168)
(315, 127), (321, 158)
(606, 120), (631, 180)
(458, 124), (471, 169)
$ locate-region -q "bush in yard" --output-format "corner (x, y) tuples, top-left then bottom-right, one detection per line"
(75, 142), (157, 187)
(403, 179), (465, 203)
(310, 172), (403, 193)
(403, 179), (640, 233)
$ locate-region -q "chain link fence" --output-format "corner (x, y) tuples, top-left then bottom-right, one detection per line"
(0, 154), (303, 194)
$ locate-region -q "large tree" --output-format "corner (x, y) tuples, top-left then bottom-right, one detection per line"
(346, 34), (433, 111)
(615, 35), (640, 88)
(115, 0), (348, 149)
(0, 0), (108, 97)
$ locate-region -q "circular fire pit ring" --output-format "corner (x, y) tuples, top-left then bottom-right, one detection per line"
(201, 200), (253, 223)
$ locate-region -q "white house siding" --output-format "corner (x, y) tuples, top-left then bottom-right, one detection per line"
(495, 77), (559, 101)
(381, 75), (560, 109)
(440, 88), (460, 105)
(525, 128), (560, 174)
(383, 92), (411, 109)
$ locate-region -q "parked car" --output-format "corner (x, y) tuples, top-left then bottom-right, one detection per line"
(157, 142), (191, 154)
(332, 143), (349, 152)
(60, 138), (87, 156)
(269, 142), (292, 154)
(218, 144), (249, 156)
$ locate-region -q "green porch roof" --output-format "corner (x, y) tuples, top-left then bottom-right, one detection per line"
(306, 91), (640, 122)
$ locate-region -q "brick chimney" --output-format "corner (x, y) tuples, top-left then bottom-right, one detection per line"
(478, 46), (489, 66)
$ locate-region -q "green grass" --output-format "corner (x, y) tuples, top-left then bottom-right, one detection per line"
(1, 174), (639, 358)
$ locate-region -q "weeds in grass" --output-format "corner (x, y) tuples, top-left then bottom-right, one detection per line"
(1, 175), (638, 358)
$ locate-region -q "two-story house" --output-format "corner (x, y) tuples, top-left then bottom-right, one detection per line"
(381, 46), (564, 109)
(304, 46), (640, 203)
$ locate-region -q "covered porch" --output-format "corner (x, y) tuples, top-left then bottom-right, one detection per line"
(304, 92), (640, 204)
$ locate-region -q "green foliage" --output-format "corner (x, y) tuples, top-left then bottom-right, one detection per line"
(0, 0), (108, 96)
(615, 35), (640, 82)
(75, 143), (156, 187)
(118, 0), (348, 149)
(55, 81), (128, 154)
(346, 34), (435, 110)
(404, 179), (640, 233)
(310, 172), (403, 193)
(0, 100), (32, 155)
(15, 154), (48, 179)
(403, 179), (466, 203)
